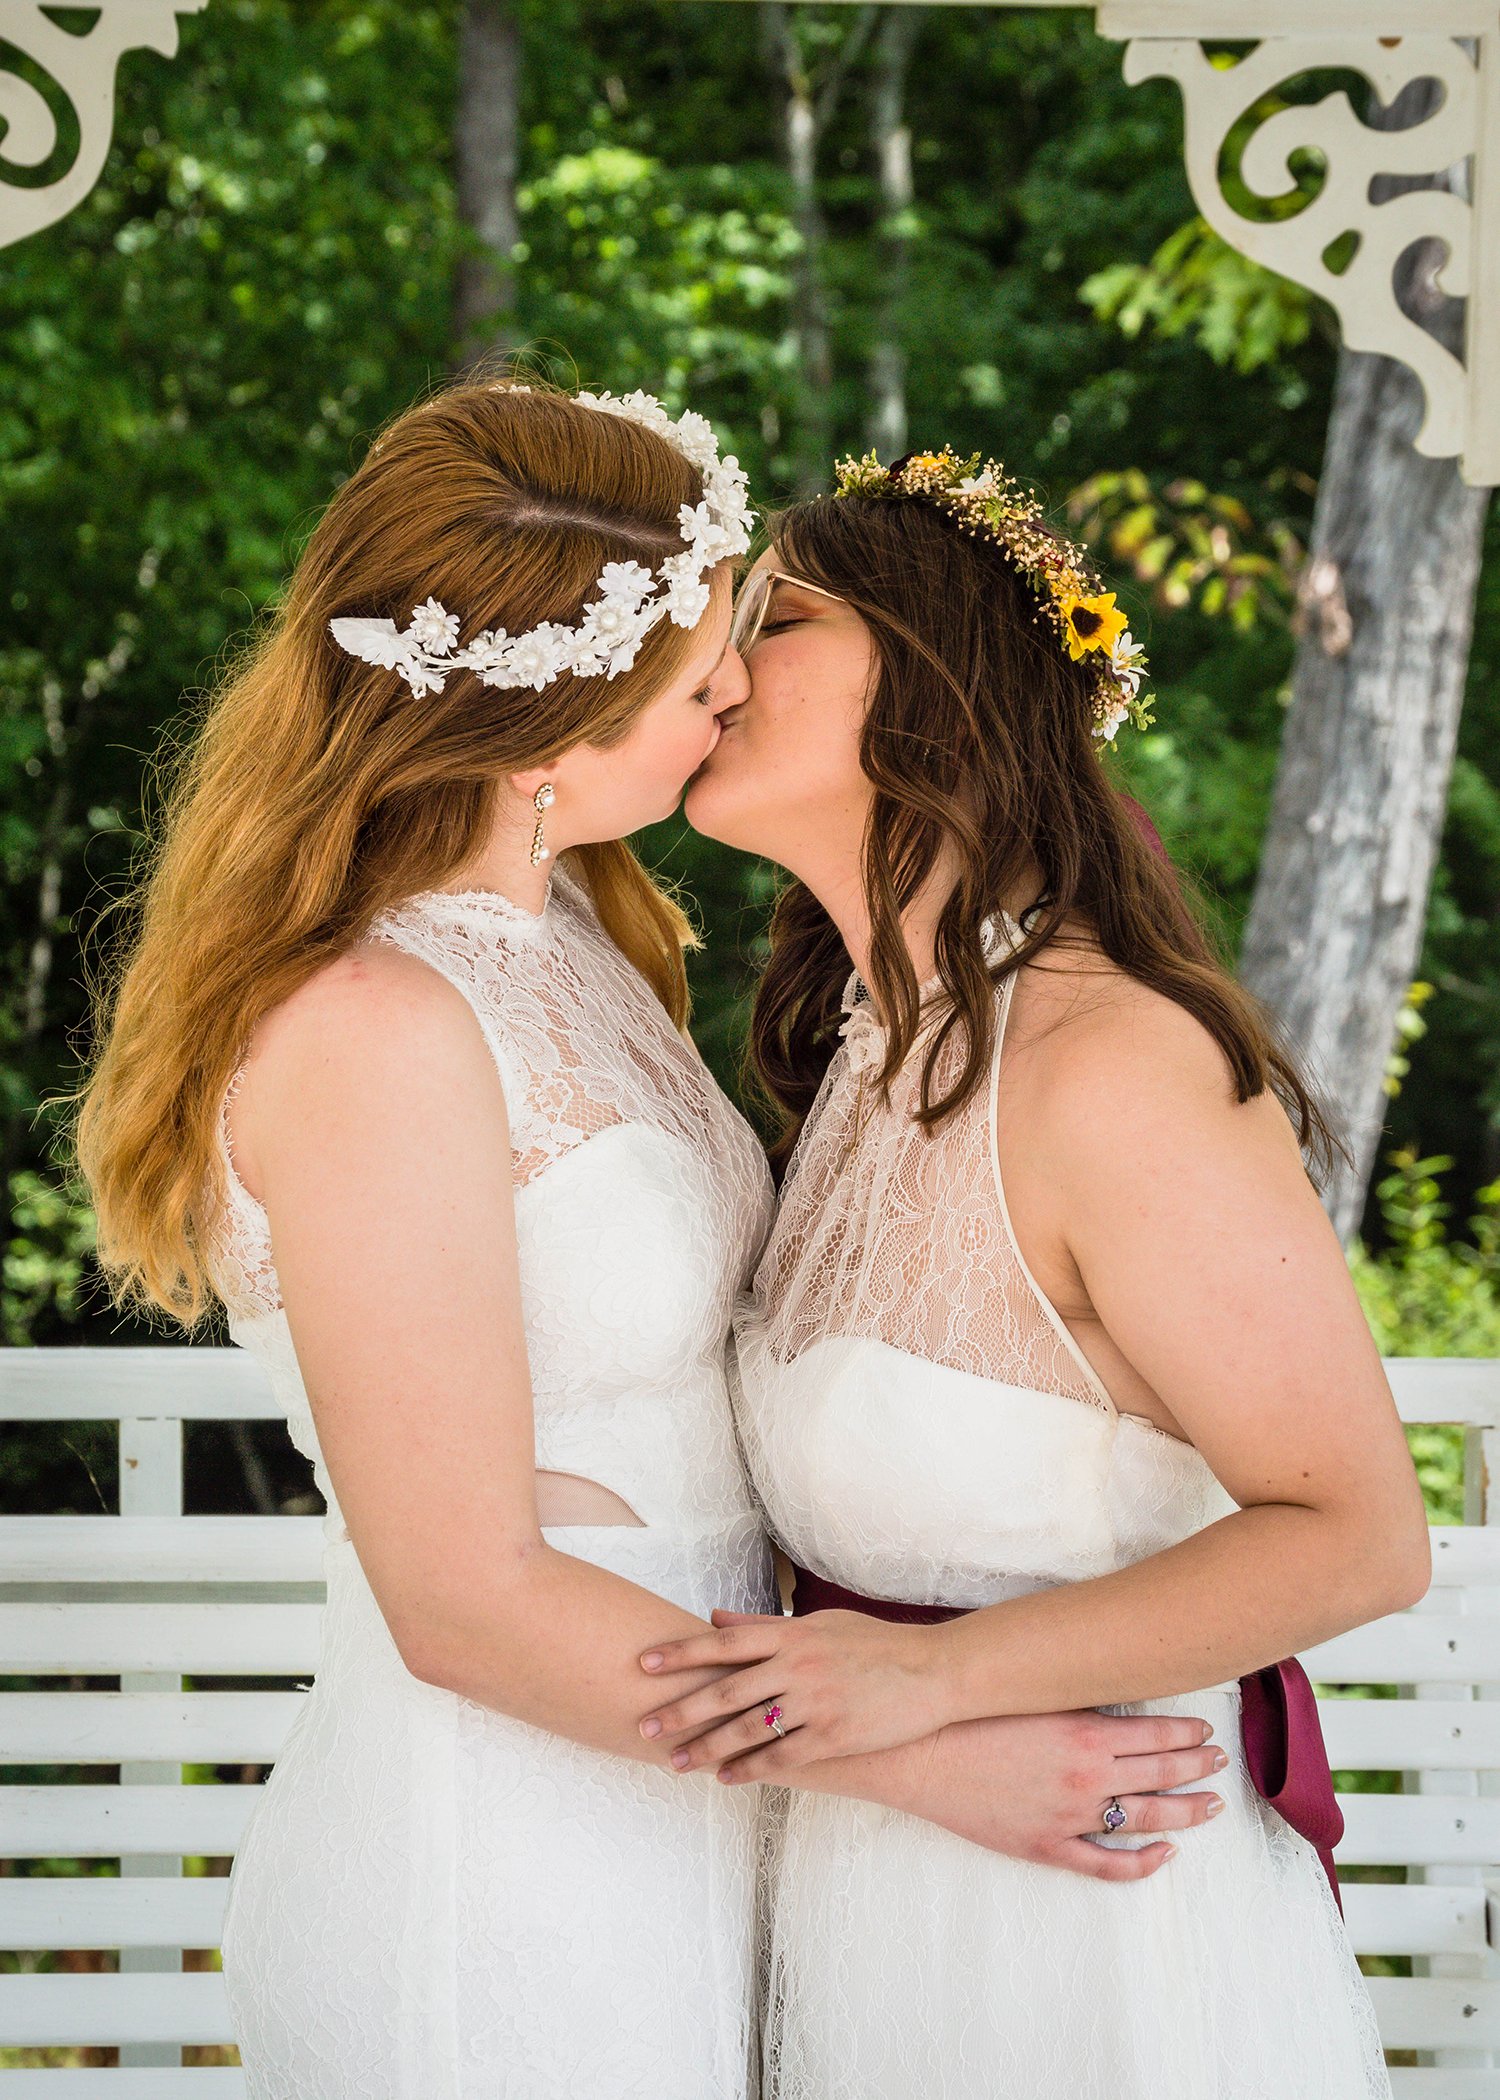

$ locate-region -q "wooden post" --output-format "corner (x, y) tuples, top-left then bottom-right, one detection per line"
(118, 1411), (184, 2074)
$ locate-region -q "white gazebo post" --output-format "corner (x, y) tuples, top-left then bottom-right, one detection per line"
(0, 1), (208, 252)
(1108, 4), (1496, 487)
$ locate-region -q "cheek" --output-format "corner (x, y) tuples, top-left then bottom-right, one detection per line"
(740, 662), (864, 801)
(613, 707), (715, 794)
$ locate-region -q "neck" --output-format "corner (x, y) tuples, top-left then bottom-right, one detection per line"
(783, 837), (1047, 1021)
(440, 809), (554, 915)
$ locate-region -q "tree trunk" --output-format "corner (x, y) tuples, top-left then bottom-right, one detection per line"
(1238, 75), (1492, 1244)
(762, 5), (876, 493)
(866, 8), (919, 460)
(0, 675), (88, 1346)
(452, 0), (522, 370)
(765, 4), (835, 493)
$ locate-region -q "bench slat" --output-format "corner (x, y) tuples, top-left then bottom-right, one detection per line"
(1341, 1882), (1490, 1956)
(0, 1691), (303, 1764)
(12, 1601), (1499, 1687)
(1304, 1614), (1500, 1684)
(0, 1605), (320, 1676)
(1365, 1977), (1500, 2051)
(1318, 1696), (1500, 1769)
(0, 1350), (278, 1422)
(1426, 1524), (1500, 1583)
(0, 2076), (244, 2096)
(0, 1874), (1473, 1960)
(0, 1787), (259, 1858)
(1335, 1792), (1500, 1865)
(1388, 2078), (1500, 2098)
(0, 1972), (233, 2046)
(0, 1517), (325, 1584)
(3, 1349), (1494, 1424)
(0, 1959), (1492, 2056)
(1383, 1357), (1500, 1427)
(4, 1517), (1487, 1593)
(0, 1876), (229, 1947)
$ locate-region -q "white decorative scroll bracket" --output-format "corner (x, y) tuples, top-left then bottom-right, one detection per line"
(0, 1), (208, 252)
(1109, 23), (1497, 488)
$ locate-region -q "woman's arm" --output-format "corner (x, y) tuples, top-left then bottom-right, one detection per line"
(238, 944), (747, 1770)
(633, 979), (1431, 1775)
(784, 1709), (1229, 1877)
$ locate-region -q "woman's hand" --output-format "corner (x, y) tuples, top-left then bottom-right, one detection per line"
(853, 1707), (1228, 1877)
(640, 1606), (962, 1777)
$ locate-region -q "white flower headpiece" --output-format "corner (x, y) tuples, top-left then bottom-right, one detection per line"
(327, 389), (752, 699)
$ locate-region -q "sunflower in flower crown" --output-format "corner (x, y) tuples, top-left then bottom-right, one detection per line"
(831, 447), (1155, 744)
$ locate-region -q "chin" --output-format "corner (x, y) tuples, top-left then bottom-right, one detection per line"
(681, 773), (730, 842)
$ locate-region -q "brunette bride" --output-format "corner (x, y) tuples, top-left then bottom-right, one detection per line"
(652, 446), (1430, 2099)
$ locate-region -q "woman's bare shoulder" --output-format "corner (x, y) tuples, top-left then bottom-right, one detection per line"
(230, 941), (498, 1193)
(1012, 928), (1300, 1163)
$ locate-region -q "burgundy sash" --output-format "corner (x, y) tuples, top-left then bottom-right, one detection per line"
(789, 1562), (1344, 1915)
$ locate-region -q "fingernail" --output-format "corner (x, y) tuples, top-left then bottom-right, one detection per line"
(671, 1749), (690, 1770)
(642, 1652), (663, 1671)
(1211, 1749), (1228, 1771)
(1200, 1723), (1213, 1744)
(640, 1718), (662, 1739)
(718, 1767), (737, 1785)
(1161, 1843), (1178, 1859)
(1207, 1796), (1225, 1816)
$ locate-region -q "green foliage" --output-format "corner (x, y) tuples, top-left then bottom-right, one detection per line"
(0, 0), (1495, 1348)
(1349, 1150), (1500, 1527)
(1081, 217), (1319, 377)
(1067, 464), (1302, 625)
(1350, 1149), (1500, 1361)
(1, 1171), (94, 1347)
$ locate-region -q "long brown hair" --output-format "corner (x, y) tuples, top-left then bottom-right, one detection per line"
(748, 486), (1344, 1181)
(74, 374), (724, 1327)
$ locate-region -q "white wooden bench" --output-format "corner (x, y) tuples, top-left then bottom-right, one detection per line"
(0, 1348), (1496, 2093)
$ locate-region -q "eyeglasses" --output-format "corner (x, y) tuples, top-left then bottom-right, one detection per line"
(729, 567), (844, 657)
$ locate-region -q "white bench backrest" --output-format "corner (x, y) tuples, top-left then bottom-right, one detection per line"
(0, 1348), (1496, 2094)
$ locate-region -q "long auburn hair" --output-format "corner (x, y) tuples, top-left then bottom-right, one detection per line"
(748, 486), (1344, 1182)
(74, 374), (724, 1327)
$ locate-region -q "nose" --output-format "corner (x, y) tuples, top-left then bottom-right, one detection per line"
(713, 646), (752, 715)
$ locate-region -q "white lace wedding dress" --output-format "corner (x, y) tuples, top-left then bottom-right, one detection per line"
(732, 910), (1392, 2100)
(207, 861), (777, 2100)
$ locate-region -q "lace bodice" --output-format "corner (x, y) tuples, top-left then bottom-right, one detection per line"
(733, 910), (1237, 1607)
(208, 860), (775, 1538)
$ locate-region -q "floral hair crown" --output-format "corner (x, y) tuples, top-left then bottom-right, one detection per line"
(328, 389), (754, 700)
(831, 447), (1154, 742)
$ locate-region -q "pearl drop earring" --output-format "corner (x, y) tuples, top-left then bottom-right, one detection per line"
(530, 783), (556, 866)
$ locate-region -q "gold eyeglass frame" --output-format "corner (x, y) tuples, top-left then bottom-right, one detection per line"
(729, 568), (845, 657)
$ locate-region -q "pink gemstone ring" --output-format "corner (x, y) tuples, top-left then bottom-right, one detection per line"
(762, 1702), (786, 1738)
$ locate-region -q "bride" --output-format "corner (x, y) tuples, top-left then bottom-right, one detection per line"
(72, 385), (1226, 2097)
(650, 446), (1432, 2098)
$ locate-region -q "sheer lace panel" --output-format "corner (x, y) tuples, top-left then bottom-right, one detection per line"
(754, 913), (1111, 1414)
(206, 861), (771, 1332)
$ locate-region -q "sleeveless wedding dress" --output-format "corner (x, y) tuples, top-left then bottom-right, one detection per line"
(732, 910), (1392, 2100)
(207, 862), (777, 2100)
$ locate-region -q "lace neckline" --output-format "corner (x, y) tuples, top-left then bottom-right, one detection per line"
(402, 867), (560, 941)
(838, 908), (1023, 1057)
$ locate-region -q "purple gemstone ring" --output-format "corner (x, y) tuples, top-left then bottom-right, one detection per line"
(1102, 1797), (1128, 1833)
(762, 1702), (786, 1738)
